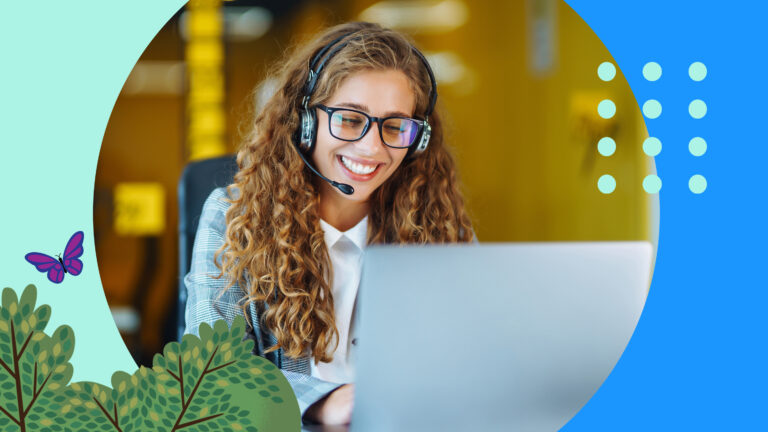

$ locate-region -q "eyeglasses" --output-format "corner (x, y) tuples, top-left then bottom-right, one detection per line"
(315, 104), (424, 149)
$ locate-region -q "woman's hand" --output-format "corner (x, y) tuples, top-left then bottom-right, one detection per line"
(304, 383), (355, 425)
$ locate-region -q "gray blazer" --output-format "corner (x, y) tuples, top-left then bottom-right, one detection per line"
(183, 187), (343, 419)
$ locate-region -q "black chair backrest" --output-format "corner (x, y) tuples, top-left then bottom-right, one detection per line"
(176, 154), (238, 341)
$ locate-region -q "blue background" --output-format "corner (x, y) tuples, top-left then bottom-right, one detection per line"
(0, 1), (765, 429)
(563, 0), (767, 429)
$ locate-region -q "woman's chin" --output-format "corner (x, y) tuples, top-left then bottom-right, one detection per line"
(337, 184), (373, 202)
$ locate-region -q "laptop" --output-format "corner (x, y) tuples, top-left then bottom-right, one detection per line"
(350, 242), (653, 432)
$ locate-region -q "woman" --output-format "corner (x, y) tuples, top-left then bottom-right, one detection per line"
(184, 21), (474, 425)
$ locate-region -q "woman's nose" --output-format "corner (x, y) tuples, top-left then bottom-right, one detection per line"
(356, 121), (386, 154)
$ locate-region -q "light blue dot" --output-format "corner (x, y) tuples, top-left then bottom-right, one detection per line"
(642, 99), (662, 119)
(642, 137), (662, 157)
(597, 137), (616, 156)
(598, 62), (616, 81)
(598, 99), (616, 119)
(689, 62), (707, 81)
(689, 99), (707, 119)
(642, 62), (662, 81)
(642, 175), (662, 194)
(689, 137), (707, 156)
(689, 174), (707, 194)
(597, 174), (616, 194)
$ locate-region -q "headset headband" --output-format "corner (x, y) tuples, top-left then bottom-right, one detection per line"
(302, 30), (438, 119)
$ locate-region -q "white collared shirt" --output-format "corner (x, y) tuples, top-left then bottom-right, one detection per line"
(310, 215), (368, 384)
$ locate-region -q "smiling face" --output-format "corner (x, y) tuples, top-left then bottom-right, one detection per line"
(312, 69), (417, 210)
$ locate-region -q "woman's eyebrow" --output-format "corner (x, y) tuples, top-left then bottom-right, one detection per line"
(336, 102), (411, 118)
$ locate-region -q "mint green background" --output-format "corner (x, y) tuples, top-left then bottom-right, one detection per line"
(0, 1), (187, 384)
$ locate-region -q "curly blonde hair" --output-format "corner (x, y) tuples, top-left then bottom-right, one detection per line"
(216, 22), (474, 363)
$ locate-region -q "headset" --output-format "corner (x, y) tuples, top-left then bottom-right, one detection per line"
(292, 30), (438, 195)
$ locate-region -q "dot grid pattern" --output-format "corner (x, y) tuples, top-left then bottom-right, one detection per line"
(594, 61), (709, 195)
(596, 62), (617, 193)
(688, 62), (708, 193)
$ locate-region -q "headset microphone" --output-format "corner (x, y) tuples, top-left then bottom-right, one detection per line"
(294, 145), (354, 195)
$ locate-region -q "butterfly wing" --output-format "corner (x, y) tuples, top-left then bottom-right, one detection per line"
(63, 257), (83, 276)
(25, 253), (59, 271)
(25, 253), (65, 284)
(47, 265), (65, 284)
(62, 231), (84, 276)
(63, 231), (84, 260)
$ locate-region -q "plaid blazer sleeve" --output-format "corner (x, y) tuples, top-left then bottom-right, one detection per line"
(183, 187), (343, 420)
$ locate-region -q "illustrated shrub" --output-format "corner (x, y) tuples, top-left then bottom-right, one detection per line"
(0, 285), (299, 432)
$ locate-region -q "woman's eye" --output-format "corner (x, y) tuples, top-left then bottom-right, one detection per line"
(384, 121), (411, 134)
(341, 116), (363, 126)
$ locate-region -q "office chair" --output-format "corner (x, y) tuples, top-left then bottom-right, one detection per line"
(175, 154), (238, 341)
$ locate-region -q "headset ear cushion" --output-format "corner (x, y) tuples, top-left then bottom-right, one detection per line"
(405, 133), (420, 160)
(406, 121), (431, 160)
(298, 108), (318, 153)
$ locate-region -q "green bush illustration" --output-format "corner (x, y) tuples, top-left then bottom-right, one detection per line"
(0, 284), (74, 432)
(0, 285), (300, 432)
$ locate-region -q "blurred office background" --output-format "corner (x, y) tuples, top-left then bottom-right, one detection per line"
(94, 0), (657, 366)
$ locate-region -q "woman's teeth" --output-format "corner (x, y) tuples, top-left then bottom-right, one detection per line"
(340, 156), (377, 175)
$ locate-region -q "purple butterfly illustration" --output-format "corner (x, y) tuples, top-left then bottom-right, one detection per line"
(25, 231), (84, 284)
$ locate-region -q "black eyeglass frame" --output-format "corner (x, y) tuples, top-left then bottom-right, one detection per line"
(315, 104), (425, 149)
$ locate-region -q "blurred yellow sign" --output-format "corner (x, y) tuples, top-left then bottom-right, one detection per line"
(114, 183), (165, 236)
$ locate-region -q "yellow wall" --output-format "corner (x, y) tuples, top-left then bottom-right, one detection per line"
(354, 0), (651, 242)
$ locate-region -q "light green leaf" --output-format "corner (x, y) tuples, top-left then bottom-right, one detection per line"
(1, 287), (18, 310)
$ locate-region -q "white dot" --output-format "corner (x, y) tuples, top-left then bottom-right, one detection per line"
(598, 100), (616, 119)
(689, 62), (707, 81)
(643, 62), (662, 81)
(598, 62), (617, 81)
(598, 137), (616, 156)
(643, 100), (662, 119)
(689, 137), (707, 156)
(689, 99), (707, 119)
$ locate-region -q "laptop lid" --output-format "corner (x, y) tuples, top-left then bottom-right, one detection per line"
(351, 242), (652, 432)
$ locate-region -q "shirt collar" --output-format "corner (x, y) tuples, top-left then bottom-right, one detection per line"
(319, 216), (368, 251)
